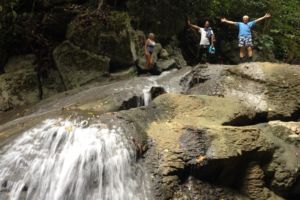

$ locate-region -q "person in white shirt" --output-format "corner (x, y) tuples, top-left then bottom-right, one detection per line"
(188, 20), (215, 64)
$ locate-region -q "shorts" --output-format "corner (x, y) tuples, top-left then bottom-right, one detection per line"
(238, 35), (253, 47)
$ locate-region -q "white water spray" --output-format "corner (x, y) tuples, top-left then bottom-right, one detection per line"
(0, 119), (150, 200)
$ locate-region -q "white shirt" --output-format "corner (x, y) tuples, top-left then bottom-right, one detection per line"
(199, 28), (213, 46)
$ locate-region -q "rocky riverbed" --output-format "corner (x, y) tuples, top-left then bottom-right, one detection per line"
(0, 62), (300, 199)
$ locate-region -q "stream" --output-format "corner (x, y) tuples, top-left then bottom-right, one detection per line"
(0, 119), (150, 200)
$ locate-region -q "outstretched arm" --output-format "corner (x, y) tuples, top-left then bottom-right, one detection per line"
(221, 17), (237, 25)
(255, 13), (271, 23)
(187, 20), (201, 31)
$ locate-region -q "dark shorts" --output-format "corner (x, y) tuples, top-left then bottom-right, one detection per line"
(198, 45), (210, 63)
(238, 35), (253, 47)
(200, 45), (210, 49)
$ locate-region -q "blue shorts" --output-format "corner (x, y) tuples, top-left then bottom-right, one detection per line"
(238, 35), (253, 47)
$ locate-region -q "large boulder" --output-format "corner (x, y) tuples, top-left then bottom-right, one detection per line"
(117, 93), (299, 199)
(39, 68), (66, 99)
(66, 11), (136, 68)
(53, 41), (110, 90)
(185, 62), (300, 122)
(0, 56), (40, 111)
(4, 54), (37, 73)
(135, 41), (180, 73)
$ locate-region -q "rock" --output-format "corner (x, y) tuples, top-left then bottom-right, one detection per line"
(185, 62), (300, 122)
(135, 42), (179, 73)
(136, 43), (163, 70)
(66, 11), (136, 68)
(159, 49), (169, 60)
(4, 54), (37, 73)
(114, 93), (298, 199)
(0, 67), (40, 111)
(39, 68), (66, 99)
(241, 163), (274, 200)
(156, 59), (178, 73)
(53, 41), (110, 90)
(173, 177), (248, 200)
(164, 37), (187, 67)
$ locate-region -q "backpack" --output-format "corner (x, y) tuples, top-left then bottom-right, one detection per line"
(205, 27), (213, 39)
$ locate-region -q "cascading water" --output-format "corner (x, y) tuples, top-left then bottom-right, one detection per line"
(141, 70), (175, 106)
(0, 119), (150, 200)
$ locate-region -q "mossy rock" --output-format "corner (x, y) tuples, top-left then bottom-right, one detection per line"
(66, 11), (135, 68)
(53, 41), (110, 90)
(0, 67), (40, 111)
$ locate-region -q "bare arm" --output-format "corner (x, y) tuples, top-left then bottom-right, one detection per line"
(221, 18), (237, 26)
(211, 34), (215, 46)
(187, 20), (201, 31)
(255, 13), (271, 23)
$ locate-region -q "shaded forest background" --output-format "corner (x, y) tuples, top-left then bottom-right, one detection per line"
(0, 0), (299, 71)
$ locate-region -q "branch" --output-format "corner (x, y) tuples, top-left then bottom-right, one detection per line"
(97, 0), (104, 10)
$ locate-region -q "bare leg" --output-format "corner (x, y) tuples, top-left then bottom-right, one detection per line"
(149, 55), (153, 67)
(240, 47), (246, 58)
(145, 54), (151, 69)
(247, 47), (253, 57)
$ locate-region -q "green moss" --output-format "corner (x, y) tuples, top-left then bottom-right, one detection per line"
(106, 11), (131, 32)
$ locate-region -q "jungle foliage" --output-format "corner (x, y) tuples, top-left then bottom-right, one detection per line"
(0, 0), (299, 66)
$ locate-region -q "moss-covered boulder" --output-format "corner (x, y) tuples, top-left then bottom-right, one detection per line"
(53, 41), (110, 90)
(66, 11), (136, 68)
(0, 61), (40, 111)
(40, 68), (66, 99)
(4, 54), (37, 73)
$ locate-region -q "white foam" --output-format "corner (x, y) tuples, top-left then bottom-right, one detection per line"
(0, 119), (150, 200)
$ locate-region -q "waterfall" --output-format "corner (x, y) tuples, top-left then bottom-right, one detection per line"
(142, 88), (152, 106)
(0, 119), (150, 200)
(141, 69), (185, 106)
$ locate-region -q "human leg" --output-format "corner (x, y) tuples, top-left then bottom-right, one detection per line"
(240, 47), (246, 58)
(145, 54), (152, 69)
(238, 36), (247, 63)
(247, 47), (253, 62)
(200, 45), (209, 64)
(245, 36), (254, 62)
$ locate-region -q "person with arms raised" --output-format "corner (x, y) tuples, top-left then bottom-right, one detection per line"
(221, 13), (271, 63)
(187, 19), (215, 64)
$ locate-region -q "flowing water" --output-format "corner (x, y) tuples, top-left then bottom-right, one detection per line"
(0, 119), (150, 200)
(141, 69), (183, 106)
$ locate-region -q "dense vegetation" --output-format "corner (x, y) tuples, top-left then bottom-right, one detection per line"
(0, 0), (299, 70)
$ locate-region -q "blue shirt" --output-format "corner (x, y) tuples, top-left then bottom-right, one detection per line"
(236, 21), (256, 37)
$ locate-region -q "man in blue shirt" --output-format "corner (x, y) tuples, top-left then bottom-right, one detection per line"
(221, 13), (271, 62)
